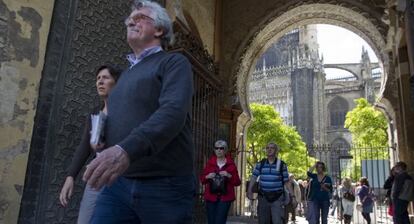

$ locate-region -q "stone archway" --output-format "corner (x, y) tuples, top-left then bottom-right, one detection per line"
(233, 3), (389, 118)
(232, 5), (392, 214)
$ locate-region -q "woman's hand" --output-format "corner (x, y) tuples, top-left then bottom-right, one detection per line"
(59, 176), (74, 207)
(219, 171), (232, 178)
(309, 163), (316, 172)
(321, 183), (330, 191)
(206, 173), (216, 179)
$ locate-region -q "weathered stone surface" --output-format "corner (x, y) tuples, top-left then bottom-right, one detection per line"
(0, 0), (54, 223)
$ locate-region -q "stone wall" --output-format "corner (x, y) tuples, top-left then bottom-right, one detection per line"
(0, 0), (54, 223)
(182, 0), (216, 55)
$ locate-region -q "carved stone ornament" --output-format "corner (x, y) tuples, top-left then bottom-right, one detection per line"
(166, 19), (217, 75)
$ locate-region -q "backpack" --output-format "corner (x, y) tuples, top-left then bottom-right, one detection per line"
(343, 190), (356, 202)
(399, 178), (414, 201)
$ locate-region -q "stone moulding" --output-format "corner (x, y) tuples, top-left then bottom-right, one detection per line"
(233, 3), (389, 119)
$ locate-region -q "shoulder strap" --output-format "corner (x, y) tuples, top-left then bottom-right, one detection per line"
(320, 175), (327, 184)
(258, 159), (266, 174)
(279, 160), (285, 185)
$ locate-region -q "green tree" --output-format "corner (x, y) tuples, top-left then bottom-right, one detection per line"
(344, 98), (389, 180)
(345, 98), (388, 146)
(246, 103), (315, 180)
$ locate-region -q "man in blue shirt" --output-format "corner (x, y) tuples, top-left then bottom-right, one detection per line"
(247, 143), (295, 224)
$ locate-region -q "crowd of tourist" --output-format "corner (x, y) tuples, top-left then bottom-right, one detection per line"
(243, 149), (412, 224)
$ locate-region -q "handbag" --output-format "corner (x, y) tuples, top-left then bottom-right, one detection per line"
(398, 178), (414, 201)
(387, 203), (394, 216)
(343, 191), (355, 202)
(209, 173), (227, 195)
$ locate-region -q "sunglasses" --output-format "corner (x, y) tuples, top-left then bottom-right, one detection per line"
(214, 147), (225, 151)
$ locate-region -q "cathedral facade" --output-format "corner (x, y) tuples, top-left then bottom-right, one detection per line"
(249, 25), (381, 149)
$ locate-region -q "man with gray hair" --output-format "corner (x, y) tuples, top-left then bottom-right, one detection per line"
(247, 142), (295, 224)
(83, 1), (194, 223)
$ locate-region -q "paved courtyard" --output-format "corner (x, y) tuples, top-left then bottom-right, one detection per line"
(227, 215), (342, 224)
(227, 207), (395, 224)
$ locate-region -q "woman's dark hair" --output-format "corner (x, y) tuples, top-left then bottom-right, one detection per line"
(359, 177), (370, 187)
(316, 161), (326, 172)
(96, 64), (123, 82)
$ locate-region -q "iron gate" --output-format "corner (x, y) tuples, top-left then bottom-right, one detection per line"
(307, 144), (396, 224)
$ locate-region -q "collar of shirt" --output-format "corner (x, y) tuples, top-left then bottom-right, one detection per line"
(126, 46), (163, 68)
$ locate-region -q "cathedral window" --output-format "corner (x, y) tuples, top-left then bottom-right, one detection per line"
(328, 97), (349, 128)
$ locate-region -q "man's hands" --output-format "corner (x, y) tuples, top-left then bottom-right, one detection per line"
(83, 146), (130, 190)
(247, 176), (257, 200)
(59, 176), (74, 207)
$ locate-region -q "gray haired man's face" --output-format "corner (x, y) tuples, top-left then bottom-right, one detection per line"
(126, 8), (163, 49)
(266, 144), (278, 157)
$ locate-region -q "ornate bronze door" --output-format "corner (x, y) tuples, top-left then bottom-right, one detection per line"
(167, 20), (222, 222)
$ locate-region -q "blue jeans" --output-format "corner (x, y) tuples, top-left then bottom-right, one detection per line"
(308, 200), (330, 224)
(206, 200), (232, 224)
(77, 185), (102, 224)
(90, 176), (195, 224)
(394, 198), (410, 224)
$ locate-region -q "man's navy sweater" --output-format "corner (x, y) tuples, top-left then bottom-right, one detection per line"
(106, 51), (194, 178)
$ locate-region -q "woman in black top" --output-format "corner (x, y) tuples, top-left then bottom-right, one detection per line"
(59, 65), (122, 224)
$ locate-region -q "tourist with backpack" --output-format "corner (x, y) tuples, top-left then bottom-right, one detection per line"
(357, 177), (374, 224)
(307, 161), (333, 224)
(284, 174), (301, 223)
(392, 161), (413, 224)
(247, 142), (295, 224)
(200, 140), (241, 224)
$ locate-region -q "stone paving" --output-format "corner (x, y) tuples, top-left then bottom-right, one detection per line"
(227, 211), (394, 224)
(227, 215), (340, 224)
(227, 201), (395, 224)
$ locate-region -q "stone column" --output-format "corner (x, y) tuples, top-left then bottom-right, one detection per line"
(404, 0), (414, 108)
